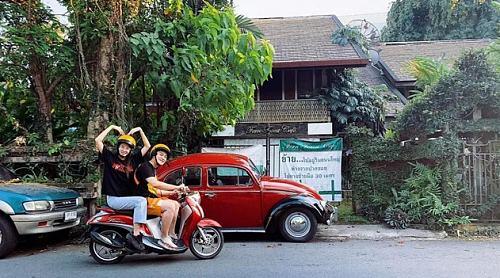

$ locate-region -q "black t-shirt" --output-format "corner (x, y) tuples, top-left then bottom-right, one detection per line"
(134, 161), (158, 198)
(99, 148), (145, 197)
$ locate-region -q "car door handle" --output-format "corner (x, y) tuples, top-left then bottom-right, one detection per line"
(204, 192), (216, 198)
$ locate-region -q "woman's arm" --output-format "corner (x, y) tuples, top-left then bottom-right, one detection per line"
(128, 127), (151, 156)
(95, 125), (124, 153)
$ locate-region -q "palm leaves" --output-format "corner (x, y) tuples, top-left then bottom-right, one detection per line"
(235, 14), (264, 39)
(406, 57), (451, 92)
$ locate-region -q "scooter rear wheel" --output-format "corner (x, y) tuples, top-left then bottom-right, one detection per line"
(89, 229), (126, 264)
(189, 227), (224, 260)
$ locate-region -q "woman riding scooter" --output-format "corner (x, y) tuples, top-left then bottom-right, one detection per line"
(95, 125), (151, 250)
(134, 144), (188, 250)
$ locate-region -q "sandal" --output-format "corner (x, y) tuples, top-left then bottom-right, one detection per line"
(158, 237), (180, 250)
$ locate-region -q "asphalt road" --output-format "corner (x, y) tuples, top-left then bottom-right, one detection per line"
(1, 234), (500, 278)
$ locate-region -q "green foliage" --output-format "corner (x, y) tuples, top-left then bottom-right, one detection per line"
(406, 57), (451, 92)
(129, 2), (274, 149)
(319, 69), (385, 135)
(395, 50), (499, 139)
(381, 0), (499, 42)
(390, 163), (470, 229)
(235, 15), (264, 39)
(332, 26), (369, 53)
(0, 1), (77, 143)
(487, 1), (500, 73)
(384, 207), (409, 229)
(347, 125), (462, 223)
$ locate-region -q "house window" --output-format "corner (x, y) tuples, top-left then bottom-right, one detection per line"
(297, 70), (314, 99)
(257, 68), (329, 101)
(259, 70), (283, 100)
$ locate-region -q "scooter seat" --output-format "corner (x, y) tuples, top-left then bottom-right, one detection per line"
(100, 206), (159, 219)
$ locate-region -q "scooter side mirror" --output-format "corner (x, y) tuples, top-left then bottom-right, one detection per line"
(181, 167), (187, 185)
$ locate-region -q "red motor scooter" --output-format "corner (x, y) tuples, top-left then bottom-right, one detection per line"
(87, 191), (223, 264)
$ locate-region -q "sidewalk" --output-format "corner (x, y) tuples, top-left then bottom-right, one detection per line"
(317, 224), (447, 241)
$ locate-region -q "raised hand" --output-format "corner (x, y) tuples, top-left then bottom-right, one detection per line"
(128, 127), (142, 135)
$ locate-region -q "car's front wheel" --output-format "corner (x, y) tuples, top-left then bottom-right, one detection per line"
(279, 207), (317, 242)
(0, 215), (18, 259)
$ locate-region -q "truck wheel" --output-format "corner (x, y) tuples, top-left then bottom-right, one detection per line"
(0, 215), (18, 259)
(279, 207), (317, 242)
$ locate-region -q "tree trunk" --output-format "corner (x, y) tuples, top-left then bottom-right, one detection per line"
(29, 54), (54, 143)
(85, 0), (130, 138)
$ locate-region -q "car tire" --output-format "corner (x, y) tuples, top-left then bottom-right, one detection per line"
(0, 215), (18, 259)
(279, 207), (317, 243)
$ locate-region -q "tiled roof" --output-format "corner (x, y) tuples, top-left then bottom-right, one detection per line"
(355, 66), (405, 117)
(252, 15), (368, 67)
(376, 39), (492, 82)
(356, 65), (386, 87)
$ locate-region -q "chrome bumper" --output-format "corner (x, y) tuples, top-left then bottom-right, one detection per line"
(10, 207), (87, 235)
(324, 203), (338, 225)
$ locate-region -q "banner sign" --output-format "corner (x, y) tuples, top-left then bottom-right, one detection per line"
(279, 139), (342, 201)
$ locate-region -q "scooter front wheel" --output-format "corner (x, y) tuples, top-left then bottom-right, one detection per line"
(189, 227), (224, 260)
(89, 229), (126, 264)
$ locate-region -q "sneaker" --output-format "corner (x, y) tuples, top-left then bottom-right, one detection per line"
(126, 233), (145, 251)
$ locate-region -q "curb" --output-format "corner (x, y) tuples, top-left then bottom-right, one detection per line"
(316, 224), (448, 241)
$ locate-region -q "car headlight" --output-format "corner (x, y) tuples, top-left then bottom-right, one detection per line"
(23, 200), (52, 212)
(76, 197), (84, 206)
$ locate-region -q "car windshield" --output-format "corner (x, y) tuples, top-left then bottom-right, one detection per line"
(248, 159), (262, 180)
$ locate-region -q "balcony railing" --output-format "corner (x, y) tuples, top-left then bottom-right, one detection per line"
(240, 99), (330, 123)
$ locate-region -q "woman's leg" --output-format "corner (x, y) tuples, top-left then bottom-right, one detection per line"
(168, 201), (180, 237)
(107, 196), (147, 236)
(157, 199), (179, 248)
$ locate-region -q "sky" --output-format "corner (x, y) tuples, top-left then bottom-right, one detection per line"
(233, 0), (393, 18)
(43, 0), (393, 29)
(44, 0), (393, 18)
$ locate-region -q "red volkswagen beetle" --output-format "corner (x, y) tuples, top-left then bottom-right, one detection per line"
(157, 153), (335, 242)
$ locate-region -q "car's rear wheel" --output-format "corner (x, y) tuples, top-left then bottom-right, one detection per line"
(0, 215), (18, 259)
(279, 207), (317, 242)
(89, 229), (125, 264)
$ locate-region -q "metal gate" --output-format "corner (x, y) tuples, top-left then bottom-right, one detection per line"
(459, 140), (500, 218)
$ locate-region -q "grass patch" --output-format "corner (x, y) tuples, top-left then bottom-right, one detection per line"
(337, 200), (372, 224)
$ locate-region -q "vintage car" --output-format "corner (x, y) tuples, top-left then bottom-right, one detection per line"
(157, 153), (335, 242)
(0, 167), (87, 258)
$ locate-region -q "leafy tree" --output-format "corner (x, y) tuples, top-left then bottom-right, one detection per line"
(0, 1), (74, 143)
(381, 0), (499, 42)
(487, 1), (500, 73)
(395, 50), (499, 138)
(129, 2), (273, 151)
(319, 69), (385, 135)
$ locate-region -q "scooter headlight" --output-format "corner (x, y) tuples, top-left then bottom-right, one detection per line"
(190, 192), (201, 204)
